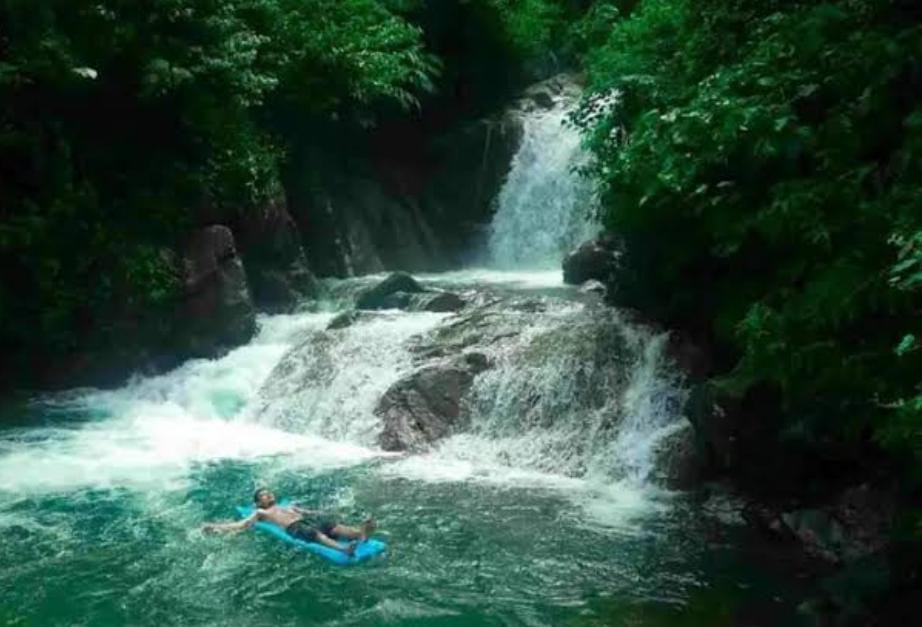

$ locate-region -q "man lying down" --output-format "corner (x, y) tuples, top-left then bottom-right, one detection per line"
(202, 487), (377, 556)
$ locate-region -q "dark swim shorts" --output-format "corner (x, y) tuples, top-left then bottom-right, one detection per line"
(286, 517), (336, 542)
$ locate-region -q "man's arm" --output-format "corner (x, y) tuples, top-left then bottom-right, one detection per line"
(202, 511), (258, 535)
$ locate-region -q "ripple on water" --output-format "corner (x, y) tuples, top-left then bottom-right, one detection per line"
(0, 273), (808, 625)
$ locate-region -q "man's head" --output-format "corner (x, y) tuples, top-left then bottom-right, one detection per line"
(253, 487), (275, 508)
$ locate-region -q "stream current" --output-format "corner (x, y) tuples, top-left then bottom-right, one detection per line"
(0, 93), (807, 627)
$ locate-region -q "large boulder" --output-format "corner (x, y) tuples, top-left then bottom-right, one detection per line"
(562, 237), (621, 286)
(235, 197), (318, 312)
(376, 353), (491, 451)
(356, 272), (424, 310)
(22, 229), (257, 389)
(178, 225), (256, 357)
(362, 288), (466, 312)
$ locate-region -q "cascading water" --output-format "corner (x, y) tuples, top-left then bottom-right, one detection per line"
(252, 310), (449, 443)
(377, 280), (688, 513)
(487, 91), (600, 269)
(0, 84), (806, 626)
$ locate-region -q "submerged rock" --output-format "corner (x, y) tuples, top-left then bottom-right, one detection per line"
(378, 291), (414, 310)
(327, 310), (371, 331)
(411, 291), (465, 313)
(356, 272), (424, 310)
(178, 225), (256, 357)
(562, 237), (621, 286)
(376, 353), (491, 451)
(409, 308), (522, 361)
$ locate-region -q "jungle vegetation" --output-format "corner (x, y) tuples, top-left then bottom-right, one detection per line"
(1, 5), (920, 604)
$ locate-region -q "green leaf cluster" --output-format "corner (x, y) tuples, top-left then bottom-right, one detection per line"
(0, 0), (435, 362)
(577, 0), (922, 468)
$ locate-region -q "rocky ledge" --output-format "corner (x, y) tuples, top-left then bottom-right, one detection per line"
(376, 352), (491, 452)
(354, 272), (466, 313)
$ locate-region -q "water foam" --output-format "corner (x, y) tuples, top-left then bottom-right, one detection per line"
(252, 311), (450, 444)
(380, 302), (687, 524)
(0, 312), (376, 495)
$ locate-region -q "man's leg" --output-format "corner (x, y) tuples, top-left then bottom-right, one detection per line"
(330, 519), (376, 541)
(289, 522), (355, 556)
(314, 531), (355, 556)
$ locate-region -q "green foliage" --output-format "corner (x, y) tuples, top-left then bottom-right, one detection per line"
(0, 0), (436, 366)
(486, 0), (566, 58)
(458, 0), (602, 71)
(577, 0), (922, 469)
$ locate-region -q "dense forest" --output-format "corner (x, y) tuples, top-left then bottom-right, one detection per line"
(0, 0), (597, 381)
(572, 0), (922, 620)
(2, 0), (920, 621)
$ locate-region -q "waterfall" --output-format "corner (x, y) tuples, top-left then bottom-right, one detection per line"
(0, 84), (684, 504)
(251, 310), (449, 444)
(378, 289), (687, 496)
(487, 95), (600, 269)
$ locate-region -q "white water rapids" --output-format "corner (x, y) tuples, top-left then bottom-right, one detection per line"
(0, 275), (685, 531)
(0, 80), (818, 627)
(0, 91), (684, 528)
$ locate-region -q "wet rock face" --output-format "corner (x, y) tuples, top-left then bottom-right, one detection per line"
(288, 76), (590, 278)
(178, 225), (256, 357)
(409, 307), (523, 361)
(562, 237), (621, 286)
(292, 173), (444, 277)
(418, 112), (523, 261)
(376, 353), (491, 452)
(235, 197), (318, 312)
(652, 422), (702, 490)
(666, 331), (713, 382)
(684, 381), (786, 482)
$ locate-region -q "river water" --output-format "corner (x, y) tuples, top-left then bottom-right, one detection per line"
(0, 94), (808, 626)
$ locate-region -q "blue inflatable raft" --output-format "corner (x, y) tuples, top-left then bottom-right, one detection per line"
(235, 502), (386, 566)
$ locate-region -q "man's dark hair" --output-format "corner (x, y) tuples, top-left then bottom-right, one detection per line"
(253, 487), (269, 503)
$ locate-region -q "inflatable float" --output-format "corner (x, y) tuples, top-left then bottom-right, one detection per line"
(235, 502), (386, 566)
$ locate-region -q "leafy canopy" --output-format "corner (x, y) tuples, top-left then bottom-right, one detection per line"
(576, 0), (922, 467)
